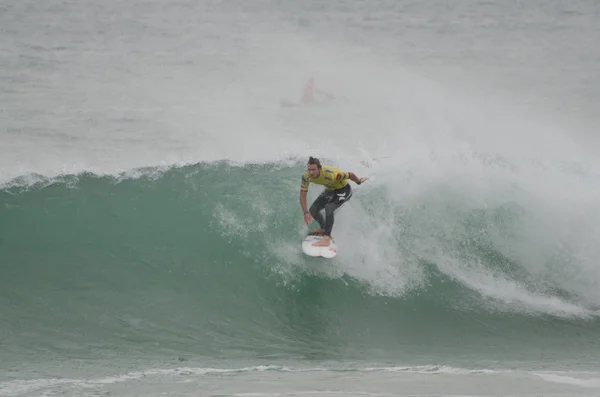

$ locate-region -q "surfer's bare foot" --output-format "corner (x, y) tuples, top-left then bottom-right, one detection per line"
(312, 236), (331, 246)
(309, 228), (324, 236)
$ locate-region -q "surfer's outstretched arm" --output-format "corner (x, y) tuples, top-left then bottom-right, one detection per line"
(348, 172), (368, 185)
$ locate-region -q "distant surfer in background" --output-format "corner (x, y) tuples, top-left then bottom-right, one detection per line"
(279, 76), (335, 108)
(300, 156), (368, 247)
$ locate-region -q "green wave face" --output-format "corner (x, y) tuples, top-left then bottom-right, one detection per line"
(2, 161), (600, 368)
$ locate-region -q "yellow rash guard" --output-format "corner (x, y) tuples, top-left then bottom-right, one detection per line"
(300, 165), (349, 192)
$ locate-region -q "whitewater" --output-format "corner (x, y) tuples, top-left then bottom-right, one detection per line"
(2, 0), (600, 396)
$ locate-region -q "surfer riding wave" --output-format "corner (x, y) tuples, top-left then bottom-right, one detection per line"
(299, 156), (368, 247)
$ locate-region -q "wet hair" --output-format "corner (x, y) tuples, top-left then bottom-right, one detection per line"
(308, 156), (322, 168)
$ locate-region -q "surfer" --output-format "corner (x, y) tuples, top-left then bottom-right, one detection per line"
(279, 77), (335, 108)
(300, 156), (368, 247)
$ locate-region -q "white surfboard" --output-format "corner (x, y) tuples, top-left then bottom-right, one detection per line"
(301, 235), (338, 258)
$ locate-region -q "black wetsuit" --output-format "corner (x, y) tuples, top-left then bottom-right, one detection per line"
(309, 183), (352, 237)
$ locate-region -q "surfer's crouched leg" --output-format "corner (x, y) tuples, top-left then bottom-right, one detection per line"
(322, 184), (352, 237)
(309, 194), (328, 231)
(323, 203), (338, 237)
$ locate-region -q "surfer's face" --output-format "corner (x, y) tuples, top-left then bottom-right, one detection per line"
(307, 164), (320, 179)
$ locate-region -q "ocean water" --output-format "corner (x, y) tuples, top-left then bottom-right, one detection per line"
(2, 0), (600, 396)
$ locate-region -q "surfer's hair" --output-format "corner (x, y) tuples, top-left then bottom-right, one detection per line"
(308, 156), (321, 168)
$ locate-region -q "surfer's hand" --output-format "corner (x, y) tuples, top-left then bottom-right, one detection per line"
(358, 177), (369, 185)
(304, 212), (311, 225)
